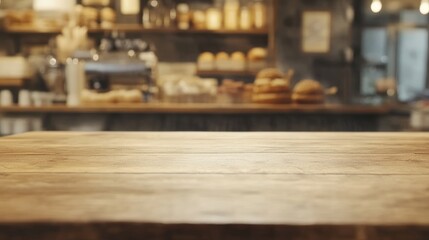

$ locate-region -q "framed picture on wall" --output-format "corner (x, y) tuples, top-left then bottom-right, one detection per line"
(301, 10), (332, 54)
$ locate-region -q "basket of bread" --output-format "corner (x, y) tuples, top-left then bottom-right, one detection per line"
(252, 68), (336, 104)
(252, 68), (294, 104)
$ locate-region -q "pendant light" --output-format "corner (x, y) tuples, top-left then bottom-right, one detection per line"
(371, 0), (382, 13)
(420, 0), (429, 15)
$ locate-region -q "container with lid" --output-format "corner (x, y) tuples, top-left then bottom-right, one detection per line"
(177, 3), (190, 30)
(206, 7), (222, 30)
(252, 0), (267, 29)
(192, 10), (206, 29)
(239, 5), (252, 30)
(223, 0), (240, 30)
(143, 0), (164, 28)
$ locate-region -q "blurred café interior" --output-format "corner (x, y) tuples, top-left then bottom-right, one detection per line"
(0, 0), (429, 134)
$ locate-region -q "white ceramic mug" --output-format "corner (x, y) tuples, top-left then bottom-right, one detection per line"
(31, 92), (43, 107)
(0, 90), (13, 106)
(18, 90), (32, 107)
(0, 117), (13, 136)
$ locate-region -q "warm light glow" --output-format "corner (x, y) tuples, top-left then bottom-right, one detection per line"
(420, 0), (429, 15)
(371, 0), (382, 13)
(33, 0), (76, 12)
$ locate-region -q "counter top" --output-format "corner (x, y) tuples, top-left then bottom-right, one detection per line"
(0, 132), (428, 240)
(0, 103), (393, 114)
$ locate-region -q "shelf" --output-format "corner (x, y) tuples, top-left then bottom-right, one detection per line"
(0, 78), (27, 87)
(0, 103), (394, 114)
(197, 70), (259, 77)
(3, 24), (269, 36)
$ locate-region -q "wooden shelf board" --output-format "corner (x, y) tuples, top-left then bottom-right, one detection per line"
(197, 70), (259, 77)
(0, 103), (393, 114)
(4, 24), (269, 35)
(0, 78), (26, 87)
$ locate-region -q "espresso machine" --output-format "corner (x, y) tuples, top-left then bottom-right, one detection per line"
(77, 33), (158, 101)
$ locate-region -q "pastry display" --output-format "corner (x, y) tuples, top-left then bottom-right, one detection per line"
(218, 79), (253, 103)
(292, 79), (325, 104)
(81, 89), (143, 104)
(161, 77), (218, 103)
(197, 49), (267, 72)
(252, 68), (292, 104)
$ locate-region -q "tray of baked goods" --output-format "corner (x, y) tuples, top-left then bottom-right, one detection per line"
(252, 68), (337, 104)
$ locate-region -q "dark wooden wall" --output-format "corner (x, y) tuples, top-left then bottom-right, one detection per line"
(275, 0), (357, 102)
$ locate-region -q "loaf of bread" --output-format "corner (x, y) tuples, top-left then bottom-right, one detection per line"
(197, 52), (215, 71)
(252, 68), (292, 104)
(292, 79), (325, 104)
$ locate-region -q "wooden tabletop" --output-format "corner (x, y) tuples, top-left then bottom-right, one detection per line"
(0, 132), (428, 240)
(0, 103), (392, 114)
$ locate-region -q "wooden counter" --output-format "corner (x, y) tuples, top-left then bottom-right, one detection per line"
(0, 132), (428, 240)
(0, 103), (392, 114)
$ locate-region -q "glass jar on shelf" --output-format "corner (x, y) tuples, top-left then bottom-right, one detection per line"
(223, 0), (240, 30)
(206, 7), (222, 30)
(252, 0), (267, 29)
(142, 0), (165, 28)
(162, 0), (176, 28)
(239, 4), (253, 30)
(177, 3), (191, 30)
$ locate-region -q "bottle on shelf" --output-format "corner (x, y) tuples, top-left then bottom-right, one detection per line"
(115, 0), (141, 24)
(206, 7), (222, 30)
(252, 0), (267, 29)
(142, 0), (164, 28)
(223, 0), (240, 30)
(177, 3), (191, 30)
(239, 4), (253, 30)
(162, 0), (176, 28)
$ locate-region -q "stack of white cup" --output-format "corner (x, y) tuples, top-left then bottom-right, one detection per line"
(0, 90), (46, 136)
(0, 90), (13, 107)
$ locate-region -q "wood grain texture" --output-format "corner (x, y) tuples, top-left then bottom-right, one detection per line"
(0, 78), (26, 87)
(0, 103), (392, 114)
(0, 132), (428, 240)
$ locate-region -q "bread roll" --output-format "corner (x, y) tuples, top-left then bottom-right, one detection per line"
(230, 51), (246, 71)
(253, 80), (290, 96)
(216, 52), (231, 70)
(254, 78), (271, 86)
(292, 79), (325, 104)
(248, 48), (268, 61)
(216, 52), (230, 61)
(293, 79), (324, 95)
(101, 7), (116, 22)
(231, 51), (246, 61)
(271, 78), (289, 87)
(256, 68), (284, 79)
(198, 52), (215, 70)
(198, 52), (214, 61)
